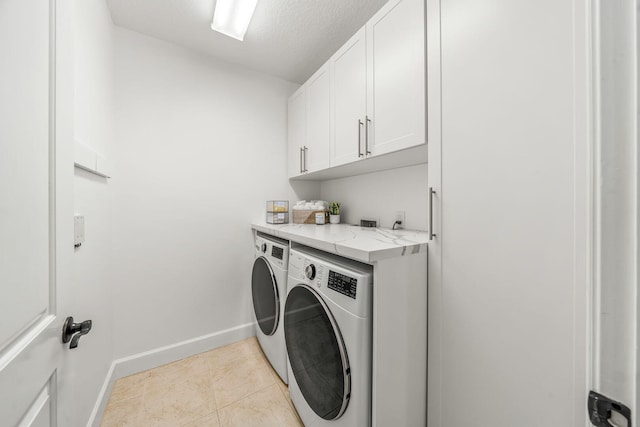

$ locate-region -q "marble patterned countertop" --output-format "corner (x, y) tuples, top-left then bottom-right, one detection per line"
(251, 221), (429, 263)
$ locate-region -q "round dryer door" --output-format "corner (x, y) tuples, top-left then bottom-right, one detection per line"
(251, 257), (280, 336)
(284, 285), (350, 420)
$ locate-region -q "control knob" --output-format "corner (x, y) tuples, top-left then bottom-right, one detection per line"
(305, 264), (316, 280)
(261, 243), (267, 253)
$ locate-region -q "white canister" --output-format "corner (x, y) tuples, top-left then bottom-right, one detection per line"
(315, 212), (326, 225)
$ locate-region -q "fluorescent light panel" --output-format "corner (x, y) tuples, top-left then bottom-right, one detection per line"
(211, 0), (258, 41)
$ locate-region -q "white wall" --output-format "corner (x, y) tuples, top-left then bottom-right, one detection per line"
(320, 164), (428, 230)
(111, 27), (310, 358)
(71, 0), (115, 423)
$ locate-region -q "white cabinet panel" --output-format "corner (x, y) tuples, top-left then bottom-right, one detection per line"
(305, 64), (331, 173)
(427, 0), (589, 425)
(331, 27), (367, 167)
(287, 86), (306, 178)
(593, 1), (638, 424)
(366, 0), (425, 156)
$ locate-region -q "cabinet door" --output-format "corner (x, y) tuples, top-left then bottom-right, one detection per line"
(428, 0), (589, 425)
(366, 0), (425, 157)
(287, 86), (306, 178)
(331, 27), (367, 167)
(305, 63), (331, 173)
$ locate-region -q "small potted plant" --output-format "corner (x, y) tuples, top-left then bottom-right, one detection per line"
(329, 202), (341, 224)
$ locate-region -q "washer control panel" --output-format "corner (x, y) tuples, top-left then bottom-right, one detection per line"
(271, 245), (284, 260)
(255, 234), (288, 268)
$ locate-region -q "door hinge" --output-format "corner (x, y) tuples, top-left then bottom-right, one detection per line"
(588, 390), (632, 427)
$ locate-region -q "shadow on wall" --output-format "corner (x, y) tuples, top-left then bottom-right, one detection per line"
(319, 164), (428, 230)
(289, 180), (321, 204)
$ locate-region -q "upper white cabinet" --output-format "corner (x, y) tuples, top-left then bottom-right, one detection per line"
(305, 63), (331, 173)
(288, 63), (331, 178)
(289, 0), (426, 179)
(331, 27), (367, 167)
(366, 0), (425, 156)
(287, 86), (306, 177)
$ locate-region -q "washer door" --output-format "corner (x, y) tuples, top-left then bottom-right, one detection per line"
(251, 256), (280, 336)
(284, 285), (351, 420)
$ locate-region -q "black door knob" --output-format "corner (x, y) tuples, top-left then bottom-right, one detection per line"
(62, 316), (92, 349)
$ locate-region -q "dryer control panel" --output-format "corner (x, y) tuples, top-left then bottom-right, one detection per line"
(327, 270), (357, 299)
(302, 260), (325, 289)
(288, 247), (372, 317)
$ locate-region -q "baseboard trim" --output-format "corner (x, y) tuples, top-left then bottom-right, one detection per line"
(87, 361), (116, 427)
(87, 323), (255, 426)
(112, 322), (256, 379)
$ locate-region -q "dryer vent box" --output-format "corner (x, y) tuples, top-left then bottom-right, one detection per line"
(360, 219), (377, 228)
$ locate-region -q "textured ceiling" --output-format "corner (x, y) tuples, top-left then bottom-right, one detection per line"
(106, 0), (388, 83)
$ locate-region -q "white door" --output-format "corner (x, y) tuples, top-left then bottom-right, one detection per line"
(366, 0), (425, 157)
(0, 0), (74, 425)
(427, 0), (590, 425)
(331, 27), (367, 167)
(305, 63), (331, 173)
(590, 1), (638, 426)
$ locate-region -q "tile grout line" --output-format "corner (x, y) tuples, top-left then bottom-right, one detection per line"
(207, 365), (222, 427)
(277, 385), (300, 422)
(267, 369), (303, 424)
(138, 374), (149, 423)
(205, 343), (278, 411)
(213, 375), (278, 410)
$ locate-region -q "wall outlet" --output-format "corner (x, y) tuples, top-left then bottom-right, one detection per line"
(395, 211), (405, 229)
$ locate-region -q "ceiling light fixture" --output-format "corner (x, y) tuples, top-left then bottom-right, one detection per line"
(211, 0), (258, 41)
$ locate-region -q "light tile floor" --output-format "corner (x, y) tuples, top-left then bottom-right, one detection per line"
(100, 337), (303, 427)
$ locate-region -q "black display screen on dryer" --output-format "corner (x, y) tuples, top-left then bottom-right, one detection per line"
(328, 270), (357, 299)
(271, 246), (284, 260)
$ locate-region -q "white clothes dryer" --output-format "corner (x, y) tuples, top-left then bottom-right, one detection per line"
(285, 246), (373, 426)
(252, 232), (289, 383)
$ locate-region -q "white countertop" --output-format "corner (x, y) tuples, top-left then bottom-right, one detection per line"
(251, 221), (429, 263)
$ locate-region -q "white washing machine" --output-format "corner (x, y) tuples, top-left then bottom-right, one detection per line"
(252, 232), (289, 384)
(285, 246), (373, 426)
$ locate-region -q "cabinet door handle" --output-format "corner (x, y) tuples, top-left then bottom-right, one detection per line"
(299, 147), (304, 174)
(303, 146), (308, 172)
(429, 187), (436, 240)
(358, 120), (364, 157)
(365, 116), (372, 155)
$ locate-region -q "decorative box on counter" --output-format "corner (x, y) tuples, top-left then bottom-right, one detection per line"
(293, 210), (327, 224)
(292, 200), (329, 224)
(266, 200), (289, 224)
